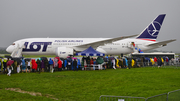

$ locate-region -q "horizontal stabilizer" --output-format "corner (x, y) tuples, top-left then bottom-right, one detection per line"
(146, 39), (176, 47)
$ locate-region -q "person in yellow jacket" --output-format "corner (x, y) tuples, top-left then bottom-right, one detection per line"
(131, 59), (135, 67)
(116, 59), (120, 68)
(150, 58), (155, 65)
(161, 58), (164, 63)
(161, 57), (164, 66)
(3, 59), (7, 73)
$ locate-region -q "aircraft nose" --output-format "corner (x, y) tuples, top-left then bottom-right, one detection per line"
(6, 45), (14, 53)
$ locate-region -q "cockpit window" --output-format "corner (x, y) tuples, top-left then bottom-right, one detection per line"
(12, 43), (15, 45)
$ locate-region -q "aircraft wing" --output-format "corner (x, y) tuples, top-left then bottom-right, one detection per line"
(76, 34), (138, 48)
(146, 39), (176, 47)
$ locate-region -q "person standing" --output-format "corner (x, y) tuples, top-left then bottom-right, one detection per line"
(21, 59), (26, 73)
(48, 58), (54, 73)
(58, 59), (62, 71)
(115, 58), (119, 68)
(26, 61), (31, 73)
(86, 56), (90, 67)
(3, 59), (7, 74)
(31, 59), (37, 72)
(122, 57), (126, 68)
(25, 60), (28, 73)
(84, 59), (87, 70)
(13, 60), (17, 73)
(157, 57), (162, 68)
(125, 58), (128, 68)
(67, 56), (72, 70)
(73, 59), (77, 71)
(154, 57), (158, 66)
(112, 58), (116, 69)
(127, 58), (132, 69)
(44, 58), (48, 72)
(61, 59), (64, 70)
(53, 58), (59, 71)
(64, 59), (67, 70)
(41, 60), (45, 72)
(0, 59), (3, 73)
(166, 57), (169, 65)
(16, 60), (21, 73)
(161, 57), (164, 67)
(77, 59), (81, 70)
(96, 56), (104, 70)
(90, 58), (94, 70)
(7, 65), (12, 76)
(7, 60), (13, 76)
(93, 59), (96, 70)
(36, 59), (41, 74)
(108, 58), (112, 69)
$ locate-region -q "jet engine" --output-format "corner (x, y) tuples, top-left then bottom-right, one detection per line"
(55, 47), (74, 58)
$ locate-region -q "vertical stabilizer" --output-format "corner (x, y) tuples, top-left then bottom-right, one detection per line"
(136, 14), (166, 41)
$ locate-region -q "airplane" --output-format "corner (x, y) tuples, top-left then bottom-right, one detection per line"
(6, 14), (176, 58)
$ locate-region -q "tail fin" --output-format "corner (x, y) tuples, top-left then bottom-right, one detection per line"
(136, 14), (166, 41)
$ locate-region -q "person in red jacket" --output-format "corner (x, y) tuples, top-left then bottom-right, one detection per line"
(154, 57), (158, 66)
(31, 59), (37, 72)
(165, 57), (169, 65)
(58, 59), (62, 71)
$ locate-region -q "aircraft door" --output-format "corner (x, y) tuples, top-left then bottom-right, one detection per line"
(127, 41), (135, 48)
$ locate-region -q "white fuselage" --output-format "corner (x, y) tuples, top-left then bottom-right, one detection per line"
(6, 38), (160, 56)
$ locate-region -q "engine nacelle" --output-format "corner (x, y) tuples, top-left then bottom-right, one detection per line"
(55, 47), (74, 58)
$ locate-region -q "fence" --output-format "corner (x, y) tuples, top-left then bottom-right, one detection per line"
(167, 89), (180, 101)
(98, 95), (146, 101)
(135, 61), (180, 68)
(98, 89), (180, 101)
(146, 93), (168, 101)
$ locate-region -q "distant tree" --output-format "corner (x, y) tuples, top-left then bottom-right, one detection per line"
(0, 47), (9, 54)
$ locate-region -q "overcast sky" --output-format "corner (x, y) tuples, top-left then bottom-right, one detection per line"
(0, 0), (179, 52)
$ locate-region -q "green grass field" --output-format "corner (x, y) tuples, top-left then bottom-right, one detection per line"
(0, 66), (180, 101)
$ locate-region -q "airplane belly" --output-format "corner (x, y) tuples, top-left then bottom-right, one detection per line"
(22, 46), (55, 55)
(22, 51), (54, 55)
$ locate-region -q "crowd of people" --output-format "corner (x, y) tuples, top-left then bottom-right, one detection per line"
(0, 55), (178, 76)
